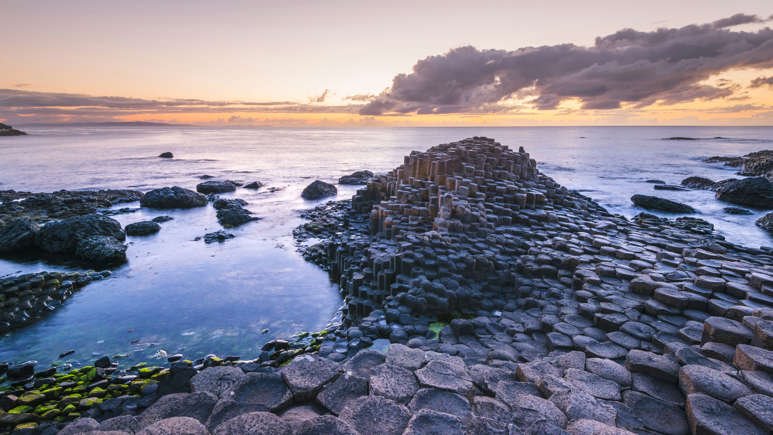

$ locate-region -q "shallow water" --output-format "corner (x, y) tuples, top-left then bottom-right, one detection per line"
(0, 126), (771, 368)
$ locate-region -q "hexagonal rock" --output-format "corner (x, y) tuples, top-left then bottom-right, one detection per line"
(564, 368), (621, 400)
(472, 396), (512, 424)
(138, 392), (217, 428)
(622, 390), (688, 435)
(491, 379), (542, 406)
(510, 393), (567, 429)
(685, 393), (766, 435)
(585, 358), (631, 386)
(213, 411), (292, 435)
(281, 355), (341, 401)
(625, 349), (679, 381)
(735, 394), (773, 432)
(137, 417), (209, 435)
(702, 317), (753, 346)
(567, 419), (635, 435)
(695, 275), (726, 291)
(205, 399), (270, 431)
(408, 388), (472, 421)
(386, 343), (426, 369)
(584, 341), (628, 359)
(343, 349), (386, 378)
(516, 360), (562, 384)
(752, 319), (773, 348)
(296, 415), (358, 435)
(316, 372), (369, 415)
(404, 409), (464, 435)
(415, 359), (474, 394)
(620, 321), (655, 340)
(734, 344), (773, 372)
(555, 350), (586, 371)
(59, 418), (100, 435)
(369, 363), (419, 403)
(191, 366), (247, 398)
(654, 287), (689, 308)
(339, 396), (411, 435)
(99, 415), (140, 432)
(549, 390), (616, 426)
(678, 364), (752, 403)
(224, 372), (292, 411)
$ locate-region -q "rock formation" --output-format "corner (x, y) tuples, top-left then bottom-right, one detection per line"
(0, 123), (26, 136)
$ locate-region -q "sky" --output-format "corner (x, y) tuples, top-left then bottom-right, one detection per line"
(1, 0), (772, 126)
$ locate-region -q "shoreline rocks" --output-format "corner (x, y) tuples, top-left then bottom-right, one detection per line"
(706, 150), (772, 179)
(125, 221), (162, 236)
(196, 181), (237, 195)
(631, 194), (696, 213)
(140, 187), (207, 209)
(301, 180), (337, 200)
(338, 171), (374, 185)
(681, 176), (716, 190)
(715, 177), (773, 209)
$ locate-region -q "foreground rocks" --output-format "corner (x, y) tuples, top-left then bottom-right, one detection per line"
(0, 123), (26, 136)
(714, 177), (773, 209)
(301, 181), (337, 200)
(631, 194), (696, 213)
(140, 187), (207, 209)
(196, 181), (237, 195)
(339, 171), (374, 185)
(706, 150), (773, 179)
(212, 198), (259, 228)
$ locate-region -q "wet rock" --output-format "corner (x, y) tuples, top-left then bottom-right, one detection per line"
(685, 393), (765, 435)
(203, 230), (234, 244)
(125, 221), (161, 236)
(756, 212), (773, 233)
(36, 213), (124, 254)
(681, 176), (716, 190)
(196, 180), (237, 194)
(152, 215), (174, 223)
(338, 171), (374, 185)
(224, 372), (292, 412)
(74, 235), (127, 266)
(6, 362), (35, 381)
(724, 207), (753, 215)
(654, 184), (689, 191)
(678, 364), (751, 402)
(301, 180), (337, 200)
(141, 187), (207, 209)
(317, 372), (369, 415)
(243, 181), (263, 190)
(339, 396), (410, 435)
(213, 411), (292, 435)
(138, 392), (217, 428)
(158, 152), (174, 158)
(215, 205), (258, 228)
(715, 177), (773, 209)
(191, 366), (247, 399)
(0, 218), (38, 253)
(369, 363), (418, 403)
(281, 355), (340, 401)
(631, 195), (695, 213)
(138, 416), (208, 435)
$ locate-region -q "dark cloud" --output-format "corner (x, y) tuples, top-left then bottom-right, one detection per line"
(361, 14), (773, 115)
(346, 93), (377, 102)
(750, 76), (773, 87)
(310, 89), (329, 103)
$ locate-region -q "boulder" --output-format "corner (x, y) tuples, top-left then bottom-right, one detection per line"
(338, 170), (374, 185)
(141, 187), (207, 209)
(158, 152), (174, 158)
(631, 195), (695, 213)
(243, 181), (263, 190)
(681, 176), (715, 190)
(756, 212), (773, 233)
(301, 180), (337, 200)
(715, 177), (773, 209)
(76, 237), (126, 267)
(739, 150), (773, 178)
(125, 221), (161, 236)
(36, 214), (124, 253)
(196, 180), (237, 194)
(203, 230), (234, 244)
(0, 217), (38, 253)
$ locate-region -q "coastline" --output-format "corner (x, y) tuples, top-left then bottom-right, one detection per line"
(1, 137), (770, 433)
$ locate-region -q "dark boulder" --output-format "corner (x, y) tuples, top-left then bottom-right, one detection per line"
(739, 150), (772, 178)
(217, 207), (259, 228)
(74, 235), (127, 266)
(338, 171), (374, 185)
(152, 215), (174, 223)
(705, 155), (744, 166)
(645, 179), (665, 184)
(158, 152), (174, 158)
(196, 181), (237, 194)
(631, 195), (696, 213)
(36, 214), (125, 254)
(715, 177), (773, 209)
(723, 207), (753, 215)
(141, 187), (207, 209)
(203, 231), (234, 244)
(757, 212), (773, 233)
(125, 221), (161, 236)
(302, 180), (337, 200)
(0, 122), (26, 136)
(0, 218), (39, 253)
(681, 176), (716, 190)
(213, 198), (247, 209)
(243, 181), (263, 190)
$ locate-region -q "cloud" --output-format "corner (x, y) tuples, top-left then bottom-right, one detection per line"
(345, 93), (376, 102)
(310, 89), (329, 103)
(361, 14), (773, 115)
(13, 83), (31, 88)
(750, 76), (773, 87)
(0, 89), (362, 124)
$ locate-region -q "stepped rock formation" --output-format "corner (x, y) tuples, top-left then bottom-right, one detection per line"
(46, 138), (773, 434)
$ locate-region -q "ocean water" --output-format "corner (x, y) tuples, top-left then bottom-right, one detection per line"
(0, 126), (771, 368)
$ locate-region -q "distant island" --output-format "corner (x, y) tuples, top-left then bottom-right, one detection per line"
(0, 122), (26, 136)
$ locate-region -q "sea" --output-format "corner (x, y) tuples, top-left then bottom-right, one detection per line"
(0, 125), (771, 369)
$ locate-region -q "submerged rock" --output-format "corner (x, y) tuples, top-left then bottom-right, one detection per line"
(338, 171), (374, 185)
(125, 221), (161, 236)
(158, 152), (174, 158)
(203, 230), (234, 244)
(723, 207), (753, 215)
(681, 176), (715, 190)
(715, 177), (773, 209)
(196, 180), (237, 194)
(141, 187), (207, 209)
(301, 180), (337, 200)
(631, 194), (696, 213)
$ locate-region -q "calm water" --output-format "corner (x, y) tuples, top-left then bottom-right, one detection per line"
(0, 126), (771, 368)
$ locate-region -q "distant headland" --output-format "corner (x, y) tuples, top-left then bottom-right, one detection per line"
(0, 123), (26, 136)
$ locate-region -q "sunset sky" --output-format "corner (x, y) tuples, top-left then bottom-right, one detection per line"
(1, 0), (772, 126)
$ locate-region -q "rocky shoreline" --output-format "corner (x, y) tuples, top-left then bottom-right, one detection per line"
(1, 137), (772, 434)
